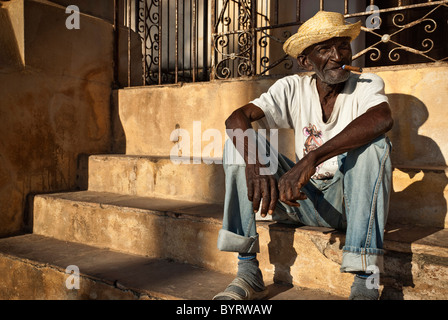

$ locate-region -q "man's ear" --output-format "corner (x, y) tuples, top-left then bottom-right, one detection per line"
(297, 54), (313, 71)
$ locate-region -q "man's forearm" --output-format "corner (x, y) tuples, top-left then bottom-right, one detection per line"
(225, 104), (266, 166)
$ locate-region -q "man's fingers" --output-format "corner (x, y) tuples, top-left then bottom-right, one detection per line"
(293, 184), (308, 201)
(259, 179), (270, 217)
(247, 178), (254, 202)
(278, 183), (306, 207)
(252, 179), (261, 213)
(285, 181), (294, 202)
(268, 180), (278, 215)
(249, 177), (278, 217)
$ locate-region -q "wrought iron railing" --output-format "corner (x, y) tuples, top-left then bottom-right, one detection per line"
(352, 1), (448, 67)
(120, 0), (210, 86)
(116, 0), (448, 86)
(211, 0), (448, 80)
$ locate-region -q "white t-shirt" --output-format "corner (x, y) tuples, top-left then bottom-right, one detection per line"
(251, 73), (389, 179)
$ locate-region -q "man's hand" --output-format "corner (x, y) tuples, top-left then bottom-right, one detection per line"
(246, 164), (278, 217)
(278, 154), (316, 207)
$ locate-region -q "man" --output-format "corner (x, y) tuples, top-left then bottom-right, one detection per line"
(213, 11), (394, 300)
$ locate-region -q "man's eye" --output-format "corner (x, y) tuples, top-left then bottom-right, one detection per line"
(318, 47), (330, 53)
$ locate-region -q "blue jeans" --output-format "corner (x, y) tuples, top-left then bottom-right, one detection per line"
(217, 134), (392, 273)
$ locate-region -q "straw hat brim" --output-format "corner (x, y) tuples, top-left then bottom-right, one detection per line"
(283, 21), (361, 58)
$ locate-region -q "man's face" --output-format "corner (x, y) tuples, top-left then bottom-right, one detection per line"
(303, 37), (353, 85)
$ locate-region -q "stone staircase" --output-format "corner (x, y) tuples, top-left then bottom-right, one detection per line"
(1, 64), (447, 300)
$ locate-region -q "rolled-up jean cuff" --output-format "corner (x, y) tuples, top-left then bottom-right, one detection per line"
(340, 249), (384, 273)
(217, 229), (260, 253)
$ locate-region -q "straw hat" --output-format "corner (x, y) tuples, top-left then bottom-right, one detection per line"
(283, 11), (361, 58)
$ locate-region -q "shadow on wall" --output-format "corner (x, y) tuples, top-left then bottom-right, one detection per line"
(387, 93), (448, 229)
(381, 93), (448, 299)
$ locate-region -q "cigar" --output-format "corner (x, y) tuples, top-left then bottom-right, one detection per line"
(342, 65), (363, 73)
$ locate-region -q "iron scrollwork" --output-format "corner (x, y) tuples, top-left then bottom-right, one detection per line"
(138, 0), (160, 85)
(352, 3), (447, 64)
(213, 0), (256, 80)
(212, 0), (296, 80)
(214, 30), (255, 79)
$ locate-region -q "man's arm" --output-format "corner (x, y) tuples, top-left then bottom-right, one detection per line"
(278, 101), (394, 207)
(225, 103), (282, 216)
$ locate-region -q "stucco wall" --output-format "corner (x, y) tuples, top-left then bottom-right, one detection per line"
(118, 63), (448, 165)
(0, 0), (114, 236)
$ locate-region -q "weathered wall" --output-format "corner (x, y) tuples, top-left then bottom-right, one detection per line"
(0, 0), (114, 236)
(118, 63), (448, 165)
(117, 63), (448, 228)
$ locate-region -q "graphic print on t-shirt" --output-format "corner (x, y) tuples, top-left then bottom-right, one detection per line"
(303, 124), (332, 179)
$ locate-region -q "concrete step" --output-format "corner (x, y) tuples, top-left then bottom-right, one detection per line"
(0, 234), (344, 300)
(85, 153), (448, 235)
(32, 191), (231, 271)
(87, 155), (225, 204)
(86, 154), (448, 228)
(32, 191), (448, 299)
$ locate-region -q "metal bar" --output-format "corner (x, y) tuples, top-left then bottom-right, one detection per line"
(189, 0), (192, 81)
(320, 0), (324, 11)
(175, 0), (179, 83)
(167, 0), (170, 83)
(158, 0), (162, 85)
(212, 20), (301, 37)
(210, 0), (216, 80)
(143, 0), (147, 85)
(344, 0), (348, 15)
(219, 0), (222, 65)
(251, 0), (257, 75)
(296, 0), (301, 22)
(113, 0), (119, 87)
(273, 0), (278, 25)
(182, 0), (185, 80)
(127, 0), (131, 87)
(233, 0), (237, 78)
(202, 0), (209, 81)
(344, 0), (448, 18)
(260, 0), (263, 74)
(192, 0), (197, 82)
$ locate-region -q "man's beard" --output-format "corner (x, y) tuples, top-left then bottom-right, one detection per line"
(315, 68), (351, 85)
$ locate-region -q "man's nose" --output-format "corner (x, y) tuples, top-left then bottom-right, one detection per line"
(330, 45), (343, 61)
